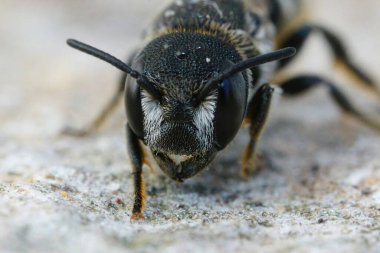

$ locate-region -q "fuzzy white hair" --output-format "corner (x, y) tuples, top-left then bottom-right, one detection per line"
(141, 90), (217, 154)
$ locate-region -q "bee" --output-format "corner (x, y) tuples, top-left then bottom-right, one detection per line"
(65, 0), (380, 220)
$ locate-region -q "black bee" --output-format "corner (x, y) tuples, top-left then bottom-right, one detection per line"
(66, 0), (380, 220)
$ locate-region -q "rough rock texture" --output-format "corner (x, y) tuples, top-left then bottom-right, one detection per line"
(0, 1), (380, 252)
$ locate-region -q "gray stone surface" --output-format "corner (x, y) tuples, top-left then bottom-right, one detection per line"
(0, 1), (380, 252)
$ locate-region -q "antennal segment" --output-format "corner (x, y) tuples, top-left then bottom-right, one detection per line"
(66, 39), (161, 99)
(197, 47), (296, 101)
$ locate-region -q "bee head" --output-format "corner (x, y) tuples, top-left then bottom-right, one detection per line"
(128, 33), (248, 150)
(66, 38), (295, 181)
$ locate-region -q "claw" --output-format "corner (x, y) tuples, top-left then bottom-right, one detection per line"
(241, 157), (265, 178)
(130, 212), (145, 221)
(241, 145), (265, 178)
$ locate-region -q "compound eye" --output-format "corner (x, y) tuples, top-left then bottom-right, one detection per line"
(213, 73), (248, 150)
(125, 56), (145, 139)
(221, 79), (232, 95)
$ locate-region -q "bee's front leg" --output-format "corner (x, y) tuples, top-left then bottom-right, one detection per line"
(126, 124), (146, 220)
(241, 84), (274, 177)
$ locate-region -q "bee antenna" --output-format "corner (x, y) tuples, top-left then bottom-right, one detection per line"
(197, 47), (296, 100)
(66, 39), (161, 99)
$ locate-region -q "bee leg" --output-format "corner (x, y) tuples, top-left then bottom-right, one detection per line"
(62, 48), (139, 137)
(241, 84), (274, 177)
(276, 24), (379, 97)
(126, 124), (146, 220)
(280, 75), (380, 132)
(61, 73), (126, 137)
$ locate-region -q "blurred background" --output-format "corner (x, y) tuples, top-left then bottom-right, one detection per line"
(1, 0), (380, 140)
